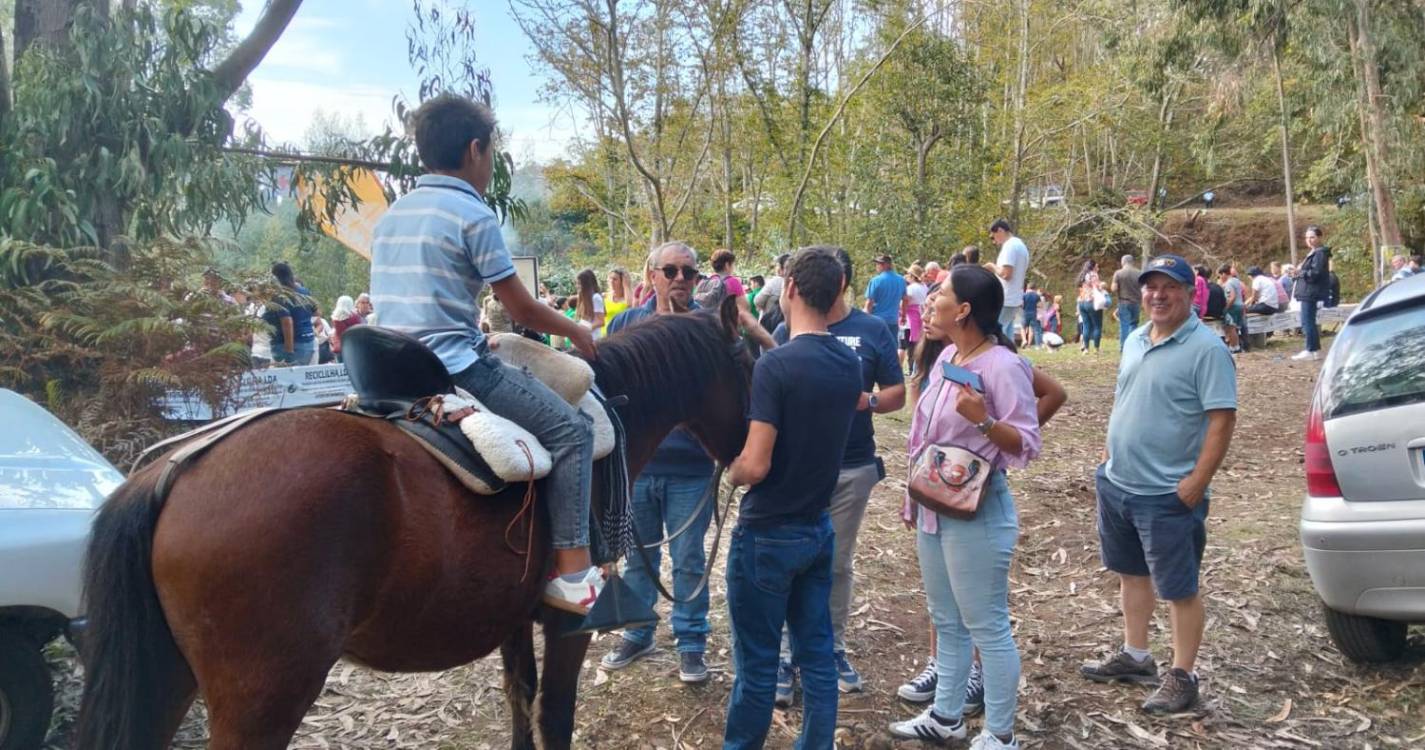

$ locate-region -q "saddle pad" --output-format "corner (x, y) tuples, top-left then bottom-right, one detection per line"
(451, 389), (554, 487)
(489, 333), (593, 406)
(581, 390), (615, 460)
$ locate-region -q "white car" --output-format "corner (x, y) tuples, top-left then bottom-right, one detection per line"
(0, 389), (121, 750)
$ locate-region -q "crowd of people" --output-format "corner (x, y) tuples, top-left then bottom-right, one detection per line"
(354, 91), (1252, 750)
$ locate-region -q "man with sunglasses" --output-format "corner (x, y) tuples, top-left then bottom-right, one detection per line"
(599, 241), (720, 684)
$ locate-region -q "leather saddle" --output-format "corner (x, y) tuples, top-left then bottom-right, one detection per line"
(340, 326), (508, 494)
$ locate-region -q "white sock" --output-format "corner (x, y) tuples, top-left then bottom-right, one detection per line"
(1123, 643), (1152, 661)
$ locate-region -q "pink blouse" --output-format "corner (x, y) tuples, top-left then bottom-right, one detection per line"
(902, 344), (1042, 534)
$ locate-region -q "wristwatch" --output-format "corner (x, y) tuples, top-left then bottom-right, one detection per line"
(867, 392), (879, 410)
(975, 416), (997, 435)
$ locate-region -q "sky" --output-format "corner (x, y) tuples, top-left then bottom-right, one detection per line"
(232, 0), (578, 164)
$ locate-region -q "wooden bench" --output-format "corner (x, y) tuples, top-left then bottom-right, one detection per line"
(1240, 304), (1356, 349)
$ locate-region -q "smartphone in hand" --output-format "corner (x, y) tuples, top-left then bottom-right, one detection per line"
(941, 362), (984, 392)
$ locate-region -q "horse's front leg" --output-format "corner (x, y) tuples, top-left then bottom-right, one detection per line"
(536, 609), (593, 750)
(501, 621), (539, 750)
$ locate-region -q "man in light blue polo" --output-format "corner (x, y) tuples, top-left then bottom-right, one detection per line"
(1079, 254), (1236, 715)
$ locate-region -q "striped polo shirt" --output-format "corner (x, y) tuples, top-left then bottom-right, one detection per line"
(369, 174), (515, 373)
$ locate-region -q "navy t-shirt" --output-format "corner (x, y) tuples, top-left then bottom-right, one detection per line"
(773, 309), (903, 468)
(740, 333), (861, 527)
(1022, 290), (1041, 318)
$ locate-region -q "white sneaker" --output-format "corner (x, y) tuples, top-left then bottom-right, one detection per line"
(970, 730), (1020, 750)
(888, 707), (966, 742)
(542, 567), (605, 614)
(1290, 350), (1320, 361)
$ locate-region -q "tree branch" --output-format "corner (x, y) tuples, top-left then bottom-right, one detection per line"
(211, 0), (304, 103)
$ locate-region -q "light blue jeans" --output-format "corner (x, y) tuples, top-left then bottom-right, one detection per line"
(452, 356), (593, 549)
(621, 473), (715, 652)
(916, 470), (1020, 737)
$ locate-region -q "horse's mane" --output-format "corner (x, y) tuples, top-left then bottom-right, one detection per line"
(585, 309), (744, 429)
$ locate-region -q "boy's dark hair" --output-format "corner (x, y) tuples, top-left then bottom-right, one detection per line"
(410, 94), (497, 171)
(271, 261), (295, 288)
(750, 275), (765, 286)
(774, 253), (791, 272)
(949, 254), (966, 267)
(1028, 281), (1038, 290)
(989, 219), (1013, 234)
(786, 246), (845, 314)
(963, 245), (981, 264)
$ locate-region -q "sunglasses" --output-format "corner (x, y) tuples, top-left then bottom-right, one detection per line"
(661, 264), (699, 281)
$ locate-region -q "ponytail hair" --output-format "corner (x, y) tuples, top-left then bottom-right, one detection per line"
(949, 265), (1017, 353)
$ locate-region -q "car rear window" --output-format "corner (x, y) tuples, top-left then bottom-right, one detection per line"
(1322, 303), (1425, 419)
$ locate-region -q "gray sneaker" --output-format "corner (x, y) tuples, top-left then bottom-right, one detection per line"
(678, 652), (710, 684)
(1079, 648), (1159, 685)
(1141, 668), (1199, 714)
(600, 638), (655, 670)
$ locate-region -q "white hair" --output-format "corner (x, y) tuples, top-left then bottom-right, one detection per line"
(332, 295), (358, 321)
(648, 241), (698, 269)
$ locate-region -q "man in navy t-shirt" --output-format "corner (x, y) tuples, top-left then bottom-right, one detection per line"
(724, 247), (862, 750)
(771, 247), (904, 699)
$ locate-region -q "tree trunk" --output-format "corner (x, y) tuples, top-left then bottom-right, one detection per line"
(1346, 10), (1383, 285)
(14, 0), (84, 58)
(1353, 0), (1402, 249)
(210, 0), (304, 104)
(1007, 0), (1030, 227)
(1270, 46), (1299, 265)
(0, 23), (11, 125)
(1143, 87), (1176, 260)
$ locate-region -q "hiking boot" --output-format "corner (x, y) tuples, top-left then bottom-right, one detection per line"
(1141, 668), (1199, 714)
(888, 708), (967, 742)
(1080, 648), (1159, 685)
(600, 638), (656, 670)
(678, 652), (709, 684)
(897, 659), (938, 703)
(969, 730), (1020, 749)
(834, 651), (864, 693)
(774, 660), (797, 708)
(964, 660), (985, 717)
(543, 567), (604, 615)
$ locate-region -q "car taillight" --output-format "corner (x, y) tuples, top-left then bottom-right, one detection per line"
(1304, 397), (1342, 497)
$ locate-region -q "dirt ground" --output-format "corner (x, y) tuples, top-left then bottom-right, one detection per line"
(46, 332), (1425, 749)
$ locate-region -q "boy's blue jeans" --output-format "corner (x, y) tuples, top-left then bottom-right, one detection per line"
(724, 515), (837, 750)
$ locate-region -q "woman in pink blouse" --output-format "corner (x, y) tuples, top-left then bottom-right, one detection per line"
(889, 265), (1042, 750)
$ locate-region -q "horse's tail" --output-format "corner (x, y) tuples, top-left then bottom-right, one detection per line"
(75, 468), (189, 750)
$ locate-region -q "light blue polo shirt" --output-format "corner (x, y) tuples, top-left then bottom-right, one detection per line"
(369, 174), (516, 374)
(1105, 313), (1237, 496)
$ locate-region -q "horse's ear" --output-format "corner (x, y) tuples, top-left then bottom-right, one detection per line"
(718, 295), (740, 342)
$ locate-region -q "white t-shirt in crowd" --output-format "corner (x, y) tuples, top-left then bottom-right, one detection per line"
(906, 281), (929, 307)
(758, 275), (785, 312)
(592, 292), (606, 315)
(246, 302), (272, 362)
(1251, 275), (1280, 307)
(996, 236), (1031, 308)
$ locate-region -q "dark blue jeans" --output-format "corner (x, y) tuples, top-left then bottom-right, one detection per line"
(1300, 299), (1320, 352)
(1117, 302), (1140, 348)
(620, 473), (715, 653)
(724, 515), (837, 750)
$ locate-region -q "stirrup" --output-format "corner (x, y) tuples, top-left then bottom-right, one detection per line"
(566, 572), (657, 637)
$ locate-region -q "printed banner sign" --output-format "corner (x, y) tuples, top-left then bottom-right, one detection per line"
(162, 364), (354, 421)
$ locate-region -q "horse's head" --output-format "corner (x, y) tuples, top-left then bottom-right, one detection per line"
(682, 295), (755, 464)
(589, 295), (754, 470)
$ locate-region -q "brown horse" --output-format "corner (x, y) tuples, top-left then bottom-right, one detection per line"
(74, 297), (752, 750)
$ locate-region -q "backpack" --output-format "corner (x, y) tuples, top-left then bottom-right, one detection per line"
(1205, 283), (1227, 319)
(693, 273), (728, 310)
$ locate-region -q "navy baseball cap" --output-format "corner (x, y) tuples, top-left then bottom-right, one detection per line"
(1139, 254), (1195, 285)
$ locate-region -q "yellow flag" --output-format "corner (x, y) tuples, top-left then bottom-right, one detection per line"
(297, 168), (389, 260)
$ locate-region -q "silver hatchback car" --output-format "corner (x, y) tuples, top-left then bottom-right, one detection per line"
(1300, 273), (1425, 662)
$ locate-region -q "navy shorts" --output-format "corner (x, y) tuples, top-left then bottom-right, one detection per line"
(1095, 464), (1208, 601)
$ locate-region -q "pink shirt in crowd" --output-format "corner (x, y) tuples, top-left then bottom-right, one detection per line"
(1193, 274), (1209, 315)
(721, 274), (746, 298)
(902, 344), (1042, 534)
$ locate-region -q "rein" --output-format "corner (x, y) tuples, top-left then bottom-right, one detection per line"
(624, 463), (740, 604)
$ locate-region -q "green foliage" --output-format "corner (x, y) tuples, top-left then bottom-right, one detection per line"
(0, 236), (254, 463)
(1, 5), (268, 248)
